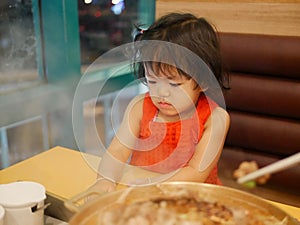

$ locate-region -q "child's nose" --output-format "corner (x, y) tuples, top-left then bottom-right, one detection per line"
(157, 84), (170, 97)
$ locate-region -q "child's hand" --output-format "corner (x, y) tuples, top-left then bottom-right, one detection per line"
(92, 178), (116, 192)
(85, 178), (116, 202)
(128, 177), (151, 186)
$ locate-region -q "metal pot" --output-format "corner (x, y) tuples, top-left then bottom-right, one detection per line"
(65, 182), (299, 225)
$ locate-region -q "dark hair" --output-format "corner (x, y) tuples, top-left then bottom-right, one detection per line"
(132, 13), (228, 90)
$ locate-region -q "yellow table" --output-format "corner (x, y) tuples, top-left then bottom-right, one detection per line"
(1, 146), (300, 221)
(0, 146), (99, 200)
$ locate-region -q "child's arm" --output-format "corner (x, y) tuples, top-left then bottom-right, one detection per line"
(91, 94), (145, 191)
(167, 107), (230, 182)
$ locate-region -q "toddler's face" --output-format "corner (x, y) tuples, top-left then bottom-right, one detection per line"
(144, 64), (202, 121)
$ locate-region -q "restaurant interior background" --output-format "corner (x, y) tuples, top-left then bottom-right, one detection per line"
(0, 0), (155, 169)
(0, 0), (299, 206)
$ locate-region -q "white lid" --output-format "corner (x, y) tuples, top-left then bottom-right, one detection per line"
(0, 181), (46, 208)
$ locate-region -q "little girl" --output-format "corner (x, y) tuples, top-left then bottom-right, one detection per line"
(92, 12), (230, 192)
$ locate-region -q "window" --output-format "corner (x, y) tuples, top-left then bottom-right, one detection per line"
(0, 0), (83, 168)
(78, 0), (155, 69)
(0, 0), (40, 95)
(0, 0), (155, 168)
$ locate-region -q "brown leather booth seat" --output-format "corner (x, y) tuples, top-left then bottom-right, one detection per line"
(218, 32), (300, 200)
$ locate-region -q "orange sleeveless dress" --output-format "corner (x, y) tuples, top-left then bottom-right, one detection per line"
(130, 93), (222, 185)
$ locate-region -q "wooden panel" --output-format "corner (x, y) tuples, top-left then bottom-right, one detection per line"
(156, 0), (300, 36)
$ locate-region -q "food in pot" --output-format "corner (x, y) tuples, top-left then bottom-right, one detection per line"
(97, 188), (287, 225)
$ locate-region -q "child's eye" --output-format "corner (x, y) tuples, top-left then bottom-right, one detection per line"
(147, 80), (156, 84)
(169, 82), (182, 87)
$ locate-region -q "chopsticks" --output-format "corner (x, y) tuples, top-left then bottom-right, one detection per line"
(237, 152), (300, 184)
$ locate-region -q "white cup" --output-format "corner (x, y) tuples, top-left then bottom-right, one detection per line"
(0, 181), (46, 225)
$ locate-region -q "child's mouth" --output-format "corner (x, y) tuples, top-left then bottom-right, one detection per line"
(158, 101), (172, 108)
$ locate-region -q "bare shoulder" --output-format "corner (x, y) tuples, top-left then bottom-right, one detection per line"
(116, 93), (147, 142)
(212, 107), (230, 121)
(128, 93), (146, 108)
(211, 107), (230, 129)
(124, 93), (146, 121)
(205, 106), (230, 130)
